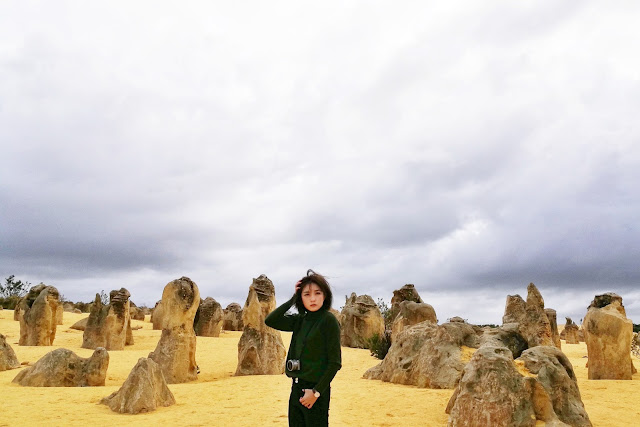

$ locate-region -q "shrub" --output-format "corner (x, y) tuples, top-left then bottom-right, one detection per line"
(0, 295), (21, 309)
(376, 298), (397, 330)
(367, 331), (392, 360)
(1, 275), (31, 299)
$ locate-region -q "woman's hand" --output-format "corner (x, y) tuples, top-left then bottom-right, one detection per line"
(294, 280), (302, 294)
(299, 389), (318, 409)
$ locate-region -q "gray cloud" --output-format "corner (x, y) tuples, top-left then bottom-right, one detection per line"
(1, 1), (640, 324)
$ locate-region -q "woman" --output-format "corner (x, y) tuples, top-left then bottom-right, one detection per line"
(265, 270), (342, 427)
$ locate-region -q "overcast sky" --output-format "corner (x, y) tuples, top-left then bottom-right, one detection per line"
(1, 1), (639, 324)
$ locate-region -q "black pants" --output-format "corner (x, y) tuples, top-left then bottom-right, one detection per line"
(288, 378), (331, 427)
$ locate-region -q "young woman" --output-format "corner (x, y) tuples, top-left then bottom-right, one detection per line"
(265, 270), (342, 427)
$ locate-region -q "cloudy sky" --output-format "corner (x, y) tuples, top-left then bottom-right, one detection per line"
(1, 1), (639, 324)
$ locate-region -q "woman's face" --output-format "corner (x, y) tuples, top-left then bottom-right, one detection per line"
(301, 283), (325, 312)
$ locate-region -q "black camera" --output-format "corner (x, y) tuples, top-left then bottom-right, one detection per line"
(287, 359), (301, 371)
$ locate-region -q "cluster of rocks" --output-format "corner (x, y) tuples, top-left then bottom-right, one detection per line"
(4, 275), (635, 421)
(363, 282), (601, 426)
(235, 275), (286, 376)
(446, 344), (592, 426)
(502, 283), (557, 349)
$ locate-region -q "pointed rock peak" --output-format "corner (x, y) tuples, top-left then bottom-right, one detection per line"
(526, 283), (544, 309)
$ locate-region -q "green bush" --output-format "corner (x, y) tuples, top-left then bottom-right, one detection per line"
(0, 295), (21, 309)
(367, 331), (392, 360)
(634, 324), (639, 333)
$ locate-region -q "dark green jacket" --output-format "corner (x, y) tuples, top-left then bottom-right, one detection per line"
(265, 296), (342, 394)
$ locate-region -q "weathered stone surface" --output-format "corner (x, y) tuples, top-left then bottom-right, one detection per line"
(329, 308), (343, 326)
(631, 332), (640, 358)
(62, 302), (76, 312)
(18, 284), (60, 346)
(502, 283), (553, 348)
(222, 303), (243, 331)
(390, 300), (437, 342)
(194, 297), (224, 337)
(563, 318), (581, 344)
(235, 275), (286, 376)
(340, 293), (385, 348)
(364, 321), (481, 389)
(100, 357), (175, 414)
(148, 277), (200, 383)
(151, 300), (164, 330)
(55, 303), (63, 325)
(583, 293), (633, 380)
(390, 284), (423, 308)
(519, 346), (592, 426)
(545, 308), (561, 349)
(82, 288), (133, 351)
(70, 317), (89, 331)
(480, 323), (529, 358)
(130, 306), (146, 321)
(0, 333), (20, 371)
(446, 344), (565, 427)
(12, 347), (108, 386)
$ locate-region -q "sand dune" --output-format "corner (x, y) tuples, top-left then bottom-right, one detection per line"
(1, 309), (638, 426)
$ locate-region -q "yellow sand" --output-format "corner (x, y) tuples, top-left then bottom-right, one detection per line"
(0, 310), (638, 426)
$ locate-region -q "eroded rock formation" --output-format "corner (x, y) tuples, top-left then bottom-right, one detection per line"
(70, 317), (89, 331)
(0, 333), (20, 371)
(151, 300), (164, 330)
(194, 297), (224, 337)
(390, 284), (423, 307)
(583, 293), (634, 380)
(563, 317), (581, 344)
(55, 303), (63, 325)
(390, 300), (437, 342)
(364, 321), (481, 389)
(82, 288), (133, 350)
(222, 303), (244, 331)
(502, 283), (553, 348)
(519, 346), (592, 426)
(130, 302), (146, 321)
(100, 357), (175, 414)
(17, 284), (60, 346)
(545, 308), (561, 349)
(340, 293), (385, 348)
(235, 275), (286, 376)
(148, 277), (200, 383)
(12, 347), (109, 387)
(446, 343), (592, 427)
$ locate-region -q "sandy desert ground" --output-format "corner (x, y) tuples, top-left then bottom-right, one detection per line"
(1, 309), (638, 426)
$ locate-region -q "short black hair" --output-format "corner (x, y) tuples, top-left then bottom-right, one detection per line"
(294, 269), (333, 313)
